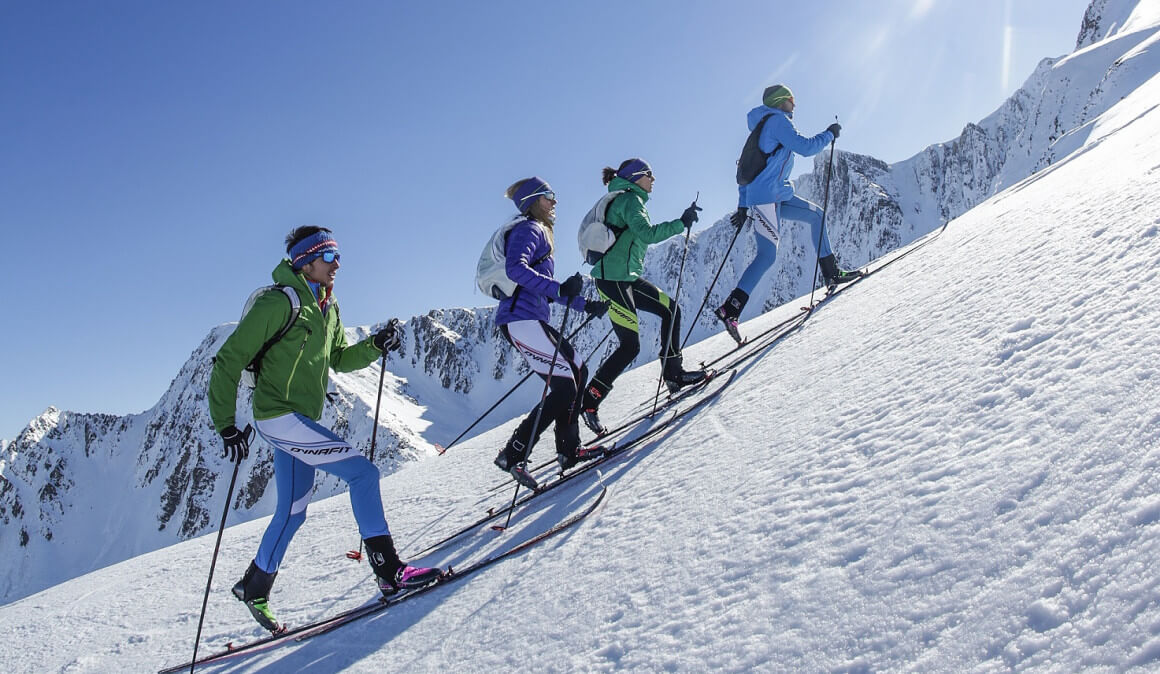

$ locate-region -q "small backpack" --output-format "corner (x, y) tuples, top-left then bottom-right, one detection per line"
(475, 217), (548, 300)
(576, 189), (628, 265)
(736, 113), (782, 186)
(238, 285), (301, 388)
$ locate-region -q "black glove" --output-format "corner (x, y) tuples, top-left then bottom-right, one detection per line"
(584, 299), (609, 318)
(372, 319), (402, 353)
(680, 202), (702, 229)
(730, 207), (748, 229)
(826, 122), (842, 140)
(220, 424), (252, 463)
(559, 272), (583, 298)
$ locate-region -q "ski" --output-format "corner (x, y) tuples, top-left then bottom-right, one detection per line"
(622, 367), (721, 417)
(159, 487), (607, 673)
(482, 368), (723, 494)
(817, 221), (949, 302)
(296, 485), (607, 643)
(159, 596), (386, 673)
(701, 226), (951, 376)
(411, 370), (736, 559)
(483, 367), (722, 495)
(699, 307), (811, 374)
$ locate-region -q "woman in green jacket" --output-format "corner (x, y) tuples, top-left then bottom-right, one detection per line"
(581, 158), (706, 435)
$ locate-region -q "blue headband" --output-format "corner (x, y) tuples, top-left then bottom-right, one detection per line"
(511, 177), (554, 214)
(616, 158), (653, 182)
(289, 231), (339, 270)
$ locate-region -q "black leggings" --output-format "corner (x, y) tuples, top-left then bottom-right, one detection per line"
(501, 321), (587, 453)
(590, 278), (682, 391)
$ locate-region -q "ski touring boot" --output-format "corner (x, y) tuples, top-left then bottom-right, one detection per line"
(714, 288), (749, 345)
(365, 535), (444, 597)
(580, 380), (611, 436)
(557, 442), (609, 470)
(663, 356), (708, 394)
(818, 255), (863, 292)
(507, 462), (540, 490)
(232, 561), (285, 634)
(495, 437), (540, 490)
(581, 409), (606, 436)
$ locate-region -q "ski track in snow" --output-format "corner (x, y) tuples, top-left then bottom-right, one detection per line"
(5, 11), (1160, 674)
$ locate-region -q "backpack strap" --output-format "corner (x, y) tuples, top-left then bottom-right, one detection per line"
(596, 190), (632, 278)
(504, 220), (553, 305)
(247, 285), (301, 375)
(752, 113), (782, 161)
(605, 190), (630, 235)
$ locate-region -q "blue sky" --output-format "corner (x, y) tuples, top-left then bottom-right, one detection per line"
(0, 0), (1090, 442)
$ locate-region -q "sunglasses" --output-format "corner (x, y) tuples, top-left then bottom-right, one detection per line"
(523, 189), (556, 205)
(631, 170), (654, 180)
(319, 251), (340, 264)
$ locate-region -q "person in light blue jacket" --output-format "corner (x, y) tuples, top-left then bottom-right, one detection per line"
(714, 84), (860, 344)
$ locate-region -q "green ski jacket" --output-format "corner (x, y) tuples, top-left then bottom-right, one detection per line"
(590, 177), (685, 282)
(208, 260), (381, 431)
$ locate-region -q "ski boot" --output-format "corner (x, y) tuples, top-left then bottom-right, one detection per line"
(558, 444), (607, 470)
(494, 437), (540, 489)
(580, 380), (611, 436)
(507, 462), (540, 490)
(556, 424), (606, 469)
(818, 255), (863, 290)
(232, 561), (284, 633)
(662, 356), (708, 394)
(714, 288), (748, 345)
(364, 535), (443, 597)
(581, 409), (606, 436)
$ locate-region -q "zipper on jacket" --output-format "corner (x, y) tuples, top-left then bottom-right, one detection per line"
(284, 327), (312, 398)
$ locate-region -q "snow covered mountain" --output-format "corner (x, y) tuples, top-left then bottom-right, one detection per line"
(2, 0), (1157, 607)
(2, 2), (1159, 666)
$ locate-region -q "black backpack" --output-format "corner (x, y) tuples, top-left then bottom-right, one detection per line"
(735, 113), (782, 186)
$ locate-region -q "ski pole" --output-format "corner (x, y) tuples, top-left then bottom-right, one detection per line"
(438, 312), (599, 454)
(652, 194), (698, 417)
(681, 221), (743, 349)
(347, 320), (395, 562)
(807, 118), (838, 307)
(189, 424), (253, 674)
(498, 303), (572, 531)
(588, 326), (614, 365)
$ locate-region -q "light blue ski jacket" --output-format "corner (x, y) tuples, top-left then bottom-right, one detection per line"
(737, 106), (835, 207)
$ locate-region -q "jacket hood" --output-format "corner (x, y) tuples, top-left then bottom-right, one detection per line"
(272, 259), (310, 292)
(747, 105), (788, 130)
(608, 176), (649, 203)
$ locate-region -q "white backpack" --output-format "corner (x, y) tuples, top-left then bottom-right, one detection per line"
(238, 285), (301, 388)
(475, 216), (545, 300)
(577, 189), (628, 265)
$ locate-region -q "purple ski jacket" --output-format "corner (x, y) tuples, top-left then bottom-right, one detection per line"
(495, 218), (587, 326)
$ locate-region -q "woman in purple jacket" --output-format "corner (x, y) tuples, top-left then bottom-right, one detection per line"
(493, 177), (609, 489)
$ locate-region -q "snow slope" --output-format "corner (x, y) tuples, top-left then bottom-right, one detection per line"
(2, 47), (1160, 673)
(6, 0), (1158, 607)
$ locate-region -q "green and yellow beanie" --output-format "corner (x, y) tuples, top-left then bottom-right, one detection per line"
(762, 84), (794, 108)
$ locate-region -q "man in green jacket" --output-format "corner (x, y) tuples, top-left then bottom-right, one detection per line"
(581, 158), (706, 435)
(208, 225), (440, 633)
